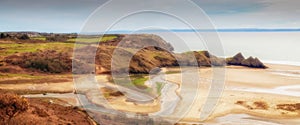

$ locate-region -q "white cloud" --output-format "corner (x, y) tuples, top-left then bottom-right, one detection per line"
(207, 0), (300, 28)
(0, 0), (299, 32)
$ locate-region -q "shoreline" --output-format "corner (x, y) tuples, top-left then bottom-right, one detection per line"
(162, 64), (300, 124)
(264, 61), (300, 67)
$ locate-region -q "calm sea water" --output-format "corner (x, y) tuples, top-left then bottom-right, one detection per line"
(153, 32), (300, 65)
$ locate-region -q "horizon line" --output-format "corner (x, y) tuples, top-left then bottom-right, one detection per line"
(1, 28), (300, 34)
(104, 28), (300, 33)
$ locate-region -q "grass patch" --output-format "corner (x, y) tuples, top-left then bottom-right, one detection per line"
(131, 77), (148, 87)
(108, 75), (149, 89)
(0, 73), (43, 79)
(67, 35), (117, 43)
(0, 42), (74, 56)
(165, 70), (181, 74)
(101, 87), (124, 99)
(67, 38), (100, 43)
(30, 37), (46, 41)
(156, 82), (164, 95)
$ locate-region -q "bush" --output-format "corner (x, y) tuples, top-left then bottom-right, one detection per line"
(0, 33), (5, 39)
(0, 33), (10, 39)
(0, 92), (29, 122)
(18, 34), (30, 40)
(5, 50), (72, 73)
(46, 34), (68, 42)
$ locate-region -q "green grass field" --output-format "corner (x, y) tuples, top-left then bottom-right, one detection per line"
(0, 35), (118, 57)
(67, 35), (117, 43)
(108, 75), (149, 89)
(131, 76), (148, 87)
(30, 37), (46, 41)
(0, 42), (75, 57)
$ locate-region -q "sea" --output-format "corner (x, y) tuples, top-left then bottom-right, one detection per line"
(149, 32), (300, 66)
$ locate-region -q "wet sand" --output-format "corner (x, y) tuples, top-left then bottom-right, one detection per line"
(165, 64), (300, 124)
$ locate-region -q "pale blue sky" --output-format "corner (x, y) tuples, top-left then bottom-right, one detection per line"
(0, 0), (299, 32)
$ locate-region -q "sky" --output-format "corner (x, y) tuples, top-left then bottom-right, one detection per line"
(0, 0), (300, 32)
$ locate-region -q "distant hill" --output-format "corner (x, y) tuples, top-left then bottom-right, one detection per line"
(0, 33), (267, 74)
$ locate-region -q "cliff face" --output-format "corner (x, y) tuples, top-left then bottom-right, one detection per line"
(95, 46), (176, 74)
(91, 34), (267, 74)
(175, 51), (226, 67)
(99, 34), (174, 52)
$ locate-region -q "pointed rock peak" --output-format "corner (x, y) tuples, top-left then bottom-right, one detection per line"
(254, 57), (260, 61)
(241, 56), (267, 68)
(247, 56), (254, 60)
(233, 52), (245, 59)
(226, 52), (245, 65)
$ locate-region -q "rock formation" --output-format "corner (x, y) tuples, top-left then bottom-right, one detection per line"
(226, 53), (267, 68)
(100, 34), (174, 52)
(226, 52), (245, 65)
(241, 56), (267, 68)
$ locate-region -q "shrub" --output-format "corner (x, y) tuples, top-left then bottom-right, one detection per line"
(5, 50), (72, 73)
(0, 33), (10, 39)
(18, 34), (30, 40)
(0, 33), (5, 39)
(0, 92), (29, 122)
(46, 34), (68, 42)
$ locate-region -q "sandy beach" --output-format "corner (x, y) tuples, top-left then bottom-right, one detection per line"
(163, 64), (300, 124)
(1, 63), (300, 124)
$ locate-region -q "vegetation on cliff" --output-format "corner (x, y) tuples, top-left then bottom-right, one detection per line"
(0, 33), (267, 75)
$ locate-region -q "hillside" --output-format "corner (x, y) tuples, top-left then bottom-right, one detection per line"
(0, 33), (266, 75)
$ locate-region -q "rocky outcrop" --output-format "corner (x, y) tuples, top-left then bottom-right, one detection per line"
(72, 44), (177, 74)
(176, 51), (226, 67)
(241, 56), (267, 68)
(226, 53), (245, 65)
(100, 34), (174, 52)
(226, 53), (267, 68)
(176, 51), (210, 66)
(122, 34), (174, 51)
